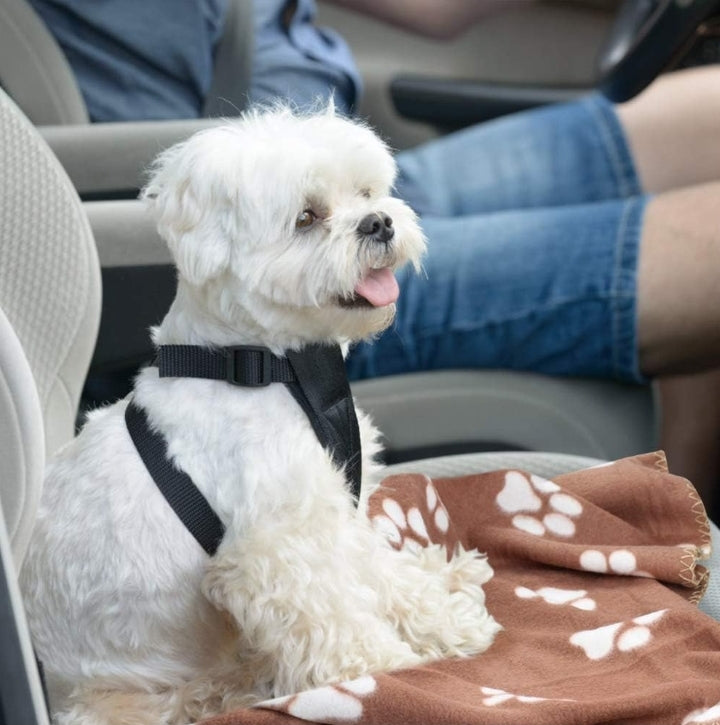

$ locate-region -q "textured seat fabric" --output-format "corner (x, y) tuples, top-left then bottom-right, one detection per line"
(0, 307), (48, 724)
(0, 308), (44, 566)
(0, 495), (50, 724)
(384, 451), (720, 622)
(0, 88), (99, 723)
(702, 522), (720, 621)
(0, 88), (101, 457)
(383, 450), (604, 480)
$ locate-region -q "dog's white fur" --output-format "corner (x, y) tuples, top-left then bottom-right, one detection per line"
(20, 106), (500, 725)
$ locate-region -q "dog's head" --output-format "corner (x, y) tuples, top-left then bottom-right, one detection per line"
(143, 105), (426, 348)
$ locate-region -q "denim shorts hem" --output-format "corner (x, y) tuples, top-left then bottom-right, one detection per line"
(584, 94), (642, 200)
(611, 196), (648, 384)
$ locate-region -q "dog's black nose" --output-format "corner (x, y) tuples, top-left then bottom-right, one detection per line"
(358, 213), (394, 244)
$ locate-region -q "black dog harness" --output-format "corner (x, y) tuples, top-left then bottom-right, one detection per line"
(125, 343), (362, 555)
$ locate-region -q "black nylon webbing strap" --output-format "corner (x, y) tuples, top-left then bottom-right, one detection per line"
(156, 345), (296, 386)
(156, 343), (362, 499)
(285, 344), (362, 502)
(125, 400), (225, 555)
(127, 343), (362, 556)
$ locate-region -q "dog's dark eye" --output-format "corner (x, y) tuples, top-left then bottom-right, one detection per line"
(360, 188), (371, 199)
(296, 209), (317, 229)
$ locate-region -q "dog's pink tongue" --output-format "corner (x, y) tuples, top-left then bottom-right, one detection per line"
(354, 268), (399, 307)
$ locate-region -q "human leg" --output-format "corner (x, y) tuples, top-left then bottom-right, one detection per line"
(386, 70), (720, 379)
(636, 181), (720, 517)
(381, 76), (720, 512)
(394, 65), (720, 218)
(617, 65), (720, 194)
(372, 92), (644, 382)
(623, 76), (720, 380)
(346, 197), (648, 381)
(658, 370), (720, 514)
(347, 181), (720, 514)
(394, 93), (640, 216)
(636, 182), (720, 376)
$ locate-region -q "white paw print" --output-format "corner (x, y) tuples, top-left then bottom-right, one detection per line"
(569, 610), (667, 660)
(258, 675), (376, 722)
(373, 479), (449, 551)
(424, 478), (450, 534)
(578, 548), (650, 577)
(480, 686), (574, 706)
(515, 585), (596, 611)
(496, 471), (582, 538)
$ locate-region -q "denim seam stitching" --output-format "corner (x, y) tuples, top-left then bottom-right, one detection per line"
(584, 97), (634, 199)
(610, 200), (633, 379)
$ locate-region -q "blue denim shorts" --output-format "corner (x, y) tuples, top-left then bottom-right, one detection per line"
(346, 93), (648, 384)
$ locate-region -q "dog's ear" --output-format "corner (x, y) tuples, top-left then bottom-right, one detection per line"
(142, 137), (233, 286)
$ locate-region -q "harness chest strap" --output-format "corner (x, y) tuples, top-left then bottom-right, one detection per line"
(124, 344), (363, 556)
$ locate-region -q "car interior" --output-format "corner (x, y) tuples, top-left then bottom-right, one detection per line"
(1, 0), (720, 722)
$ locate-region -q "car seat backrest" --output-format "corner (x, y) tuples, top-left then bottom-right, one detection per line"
(0, 0), (89, 125)
(0, 307), (49, 721)
(0, 486), (50, 725)
(0, 89), (101, 458)
(0, 307), (44, 566)
(202, 0), (254, 118)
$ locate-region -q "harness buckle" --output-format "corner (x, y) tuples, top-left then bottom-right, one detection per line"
(226, 346), (272, 387)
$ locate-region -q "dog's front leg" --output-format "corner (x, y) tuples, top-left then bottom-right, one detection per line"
(376, 543), (502, 661)
(202, 505), (422, 698)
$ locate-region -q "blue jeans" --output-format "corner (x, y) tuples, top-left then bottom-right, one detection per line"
(345, 94), (649, 384)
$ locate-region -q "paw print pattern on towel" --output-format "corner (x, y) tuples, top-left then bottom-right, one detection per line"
(578, 548), (651, 577)
(373, 479), (449, 551)
(515, 586), (596, 611)
(480, 686), (574, 707)
(570, 610), (667, 660)
(259, 675), (376, 722)
(496, 471), (583, 538)
(682, 701), (720, 724)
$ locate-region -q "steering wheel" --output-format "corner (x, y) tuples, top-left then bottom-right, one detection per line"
(598, 0), (720, 102)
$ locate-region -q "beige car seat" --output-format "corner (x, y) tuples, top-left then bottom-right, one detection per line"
(0, 308), (44, 566)
(0, 85), (100, 725)
(0, 88), (101, 457)
(0, 87), (101, 565)
(0, 308), (51, 725)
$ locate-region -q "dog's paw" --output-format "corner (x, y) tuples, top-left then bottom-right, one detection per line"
(387, 544), (501, 660)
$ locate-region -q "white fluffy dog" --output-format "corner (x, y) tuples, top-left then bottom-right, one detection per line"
(20, 106), (500, 725)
